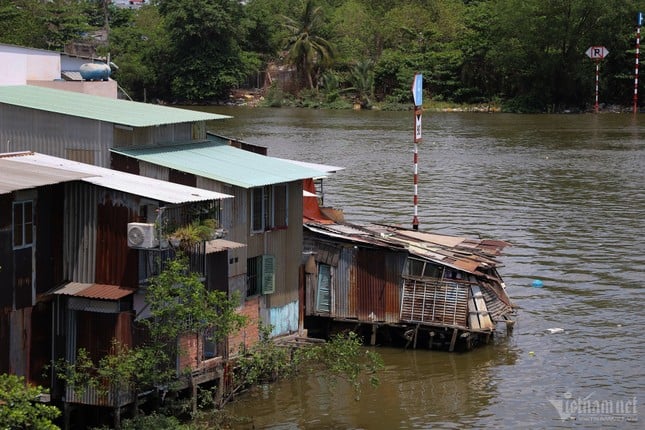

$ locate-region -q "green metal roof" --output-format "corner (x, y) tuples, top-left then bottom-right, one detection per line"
(111, 141), (329, 188)
(0, 85), (230, 126)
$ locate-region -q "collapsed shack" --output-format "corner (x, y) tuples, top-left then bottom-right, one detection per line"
(302, 222), (516, 352)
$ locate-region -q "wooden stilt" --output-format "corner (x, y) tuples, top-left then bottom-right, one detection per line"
(428, 331), (435, 350)
(413, 324), (420, 349)
(370, 324), (377, 346)
(449, 328), (459, 352)
(191, 377), (197, 416)
(506, 320), (515, 335)
(215, 366), (224, 408)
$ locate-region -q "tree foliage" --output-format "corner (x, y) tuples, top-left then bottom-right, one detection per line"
(0, 373), (61, 430)
(281, 0), (335, 90)
(1, 0), (642, 110)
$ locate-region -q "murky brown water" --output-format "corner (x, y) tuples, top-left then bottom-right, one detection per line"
(193, 107), (644, 428)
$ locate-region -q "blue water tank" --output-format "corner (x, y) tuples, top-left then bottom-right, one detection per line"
(79, 63), (111, 81)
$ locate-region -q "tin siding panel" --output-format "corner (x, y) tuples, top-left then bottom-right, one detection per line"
(356, 249), (386, 322)
(384, 253), (405, 323)
(269, 300), (298, 337)
(95, 193), (138, 287)
(14, 247), (32, 309)
(35, 184), (65, 295)
(335, 247), (357, 319)
(0, 105), (113, 167)
(65, 182), (97, 283)
(0, 195), (11, 308)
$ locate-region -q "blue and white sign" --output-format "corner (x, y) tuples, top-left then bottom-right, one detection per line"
(639, 11), (643, 27)
(412, 73), (423, 106)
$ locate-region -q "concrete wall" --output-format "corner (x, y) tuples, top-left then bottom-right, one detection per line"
(0, 45), (61, 85)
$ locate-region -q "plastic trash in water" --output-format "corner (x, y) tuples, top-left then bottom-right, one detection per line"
(546, 328), (565, 334)
(531, 279), (544, 288)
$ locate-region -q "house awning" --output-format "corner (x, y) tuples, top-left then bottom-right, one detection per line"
(52, 282), (136, 300)
(205, 238), (247, 254)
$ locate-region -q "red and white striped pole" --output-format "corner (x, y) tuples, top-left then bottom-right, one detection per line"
(595, 60), (600, 113)
(413, 136), (419, 230)
(411, 74), (423, 231)
(634, 12), (643, 114)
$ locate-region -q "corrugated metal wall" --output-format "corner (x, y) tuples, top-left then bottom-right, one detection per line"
(331, 247), (404, 323)
(95, 189), (139, 287)
(266, 182), (302, 308)
(0, 105), (113, 167)
(335, 246), (356, 319)
(64, 182), (97, 282)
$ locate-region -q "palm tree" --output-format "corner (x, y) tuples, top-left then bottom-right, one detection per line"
(347, 59), (375, 108)
(282, 0), (334, 91)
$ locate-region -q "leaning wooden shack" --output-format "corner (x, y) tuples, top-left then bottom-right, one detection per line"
(302, 221), (515, 352)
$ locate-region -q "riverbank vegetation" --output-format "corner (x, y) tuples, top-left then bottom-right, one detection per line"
(0, 0), (641, 112)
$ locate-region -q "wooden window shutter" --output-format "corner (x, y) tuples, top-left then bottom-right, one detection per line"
(261, 255), (275, 294)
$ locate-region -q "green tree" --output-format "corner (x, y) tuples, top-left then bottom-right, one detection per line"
(282, 0), (335, 90)
(156, 0), (251, 102)
(345, 59), (375, 108)
(108, 5), (171, 101)
(0, 373), (61, 430)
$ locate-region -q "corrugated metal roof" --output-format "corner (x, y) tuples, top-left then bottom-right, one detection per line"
(52, 282), (135, 300)
(1, 152), (233, 203)
(61, 71), (82, 81)
(0, 158), (92, 194)
(0, 85), (230, 127)
(304, 222), (508, 276)
(205, 238), (247, 254)
(111, 141), (329, 188)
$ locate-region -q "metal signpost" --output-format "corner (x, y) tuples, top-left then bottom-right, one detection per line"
(585, 46), (609, 113)
(411, 73), (422, 231)
(634, 12), (643, 114)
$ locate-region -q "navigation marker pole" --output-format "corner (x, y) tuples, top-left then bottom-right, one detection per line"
(585, 46), (609, 113)
(595, 59), (600, 113)
(634, 12), (643, 114)
(411, 74), (423, 231)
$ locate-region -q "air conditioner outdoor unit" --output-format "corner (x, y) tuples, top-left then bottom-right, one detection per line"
(127, 222), (158, 249)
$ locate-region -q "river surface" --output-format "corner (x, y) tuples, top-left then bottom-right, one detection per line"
(193, 107), (644, 429)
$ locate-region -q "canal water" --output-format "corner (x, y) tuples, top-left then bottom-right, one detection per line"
(195, 107), (644, 429)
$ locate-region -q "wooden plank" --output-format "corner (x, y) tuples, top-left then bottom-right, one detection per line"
(471, 285), (494, 330)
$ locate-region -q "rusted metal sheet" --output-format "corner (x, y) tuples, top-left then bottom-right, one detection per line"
(53, 282), (135, 300)
(96, 195), (139, 287)
(384, 252), (405, 323)
(356, 249), (386, 322)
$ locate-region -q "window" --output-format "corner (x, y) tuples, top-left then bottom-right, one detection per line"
(247, 256), (261, 296)
(203, 329), (218, 360)
(251, 184), (289, 233)
(246, 255), (275, 297)
(13, 201), (33, 249)
(403, 257), (443, 279)
(316, 263), (331, 313)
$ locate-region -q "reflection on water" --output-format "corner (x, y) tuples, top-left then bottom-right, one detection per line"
(190, 107), (645, 428)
